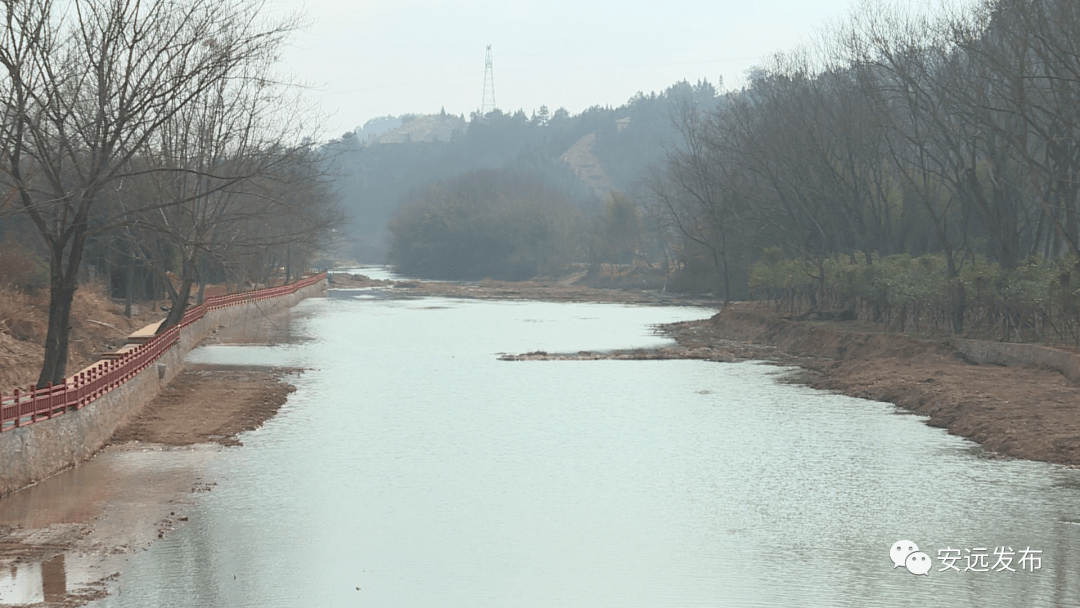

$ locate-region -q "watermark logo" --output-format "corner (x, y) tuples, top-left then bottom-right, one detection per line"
(891, 540), (931, 576)
(906, 551), (933, 575)
(937, 547), (1042, 573)
(890, 541), (1042, 575)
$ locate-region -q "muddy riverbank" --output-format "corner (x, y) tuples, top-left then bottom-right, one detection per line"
(108, 366), (298, 448)
(0, 294), (304, 607)
(681, 303), (1080, 466)
(369, 271), (1080, 467)
(0, 367), (297, 607)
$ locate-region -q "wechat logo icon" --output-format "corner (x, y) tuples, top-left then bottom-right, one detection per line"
(891, 540), (931, 576)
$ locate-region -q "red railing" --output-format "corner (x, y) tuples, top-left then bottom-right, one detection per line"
(0, 273), (326, 432)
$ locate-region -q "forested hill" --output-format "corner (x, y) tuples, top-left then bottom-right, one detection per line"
(330, 0), (1080, 339)
(325, 80), (721, 263)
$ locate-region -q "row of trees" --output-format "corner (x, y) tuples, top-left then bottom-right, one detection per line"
(649, 0), (1080, 331)
(0, 0), (340, 387)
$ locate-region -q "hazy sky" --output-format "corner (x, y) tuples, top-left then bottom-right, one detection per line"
(281, 0), (864, 138)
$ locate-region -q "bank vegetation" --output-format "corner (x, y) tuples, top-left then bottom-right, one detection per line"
(646, 0), (1080, 341)
(0, 0), (341, 388)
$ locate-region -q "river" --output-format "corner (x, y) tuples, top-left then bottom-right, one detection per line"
(10, 278), (1080, 606)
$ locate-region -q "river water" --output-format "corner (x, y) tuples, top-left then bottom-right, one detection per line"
(16, 281), (1080, 606)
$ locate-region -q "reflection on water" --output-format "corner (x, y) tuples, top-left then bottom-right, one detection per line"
(0, 554), (65, 605)
(42, 554), (65, 603)
(80, 295), (1080, 607)
(0, 445), (221, 607)
(0, 446), (218, 530)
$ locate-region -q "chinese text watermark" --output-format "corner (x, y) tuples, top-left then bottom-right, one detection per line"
(890, 540), (1042, 576)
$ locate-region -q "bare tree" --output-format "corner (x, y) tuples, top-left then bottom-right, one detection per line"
(839, 6), (977, 330)
(115, 47), (330, 332)
(213, 148), (342, 292)
(648, 98), (743, 303)
(0, 0), (299, 386)
(947, 0), (1080, 261)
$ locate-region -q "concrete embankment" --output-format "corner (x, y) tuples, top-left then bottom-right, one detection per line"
(0, 278), (327, 496)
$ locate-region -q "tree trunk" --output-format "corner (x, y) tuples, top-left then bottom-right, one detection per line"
(709, 247), (729, 305)
(946, 253), (966, 335)
(815, 255), (826, 312)
(950, 275), (966, 335)
(125, 263), (133, 318)
(36, 231), (88, 387)
(158, 274), (195, 333)
(285, 244), (292, 285)
(37, 281), (76, 388)
(158, 249), (202, 333)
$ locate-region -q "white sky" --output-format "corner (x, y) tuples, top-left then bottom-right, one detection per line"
(278, 0), (867, 138)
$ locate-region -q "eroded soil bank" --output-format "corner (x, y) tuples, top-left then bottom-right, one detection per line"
(677, 303), (1080, 467)
(359, 271), (1080, 467)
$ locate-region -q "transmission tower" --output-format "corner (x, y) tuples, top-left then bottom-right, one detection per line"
(480, 44), (496, 115)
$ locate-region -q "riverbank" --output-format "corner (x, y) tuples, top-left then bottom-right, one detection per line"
(340, 272), (1080, 467)
(0, 280), (318, 607)
(108, 366), (298, 448)
(677, 303), (1080, 467)
(0, 367), (294, 607)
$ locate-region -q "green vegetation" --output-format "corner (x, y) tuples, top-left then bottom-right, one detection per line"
(750, 249), (1080, 342)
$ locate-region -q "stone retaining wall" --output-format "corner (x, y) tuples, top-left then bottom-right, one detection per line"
(0, 278), (327, 496)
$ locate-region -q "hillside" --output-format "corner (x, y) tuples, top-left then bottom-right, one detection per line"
(365, 113), (466, 145)
(0, 284), (161, 390)
(559, 131), (614, 198)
